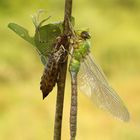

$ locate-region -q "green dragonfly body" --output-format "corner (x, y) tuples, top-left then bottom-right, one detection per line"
(69, 37), (90, 74)
(69, 31), (129, 122)
(69, 31), (91, 139)
(69, 30), (129, 139)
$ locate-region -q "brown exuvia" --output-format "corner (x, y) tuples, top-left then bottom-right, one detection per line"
(40, 35), (68, 99)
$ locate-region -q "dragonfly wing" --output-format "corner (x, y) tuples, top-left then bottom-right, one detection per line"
(78, 54), (130, 121)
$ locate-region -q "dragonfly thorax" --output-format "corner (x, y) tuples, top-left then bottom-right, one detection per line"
(72, 40), (91, 61)
(69, 35), (91, 73)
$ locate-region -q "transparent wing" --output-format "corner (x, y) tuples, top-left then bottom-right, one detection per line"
(78, 54), (130, 121)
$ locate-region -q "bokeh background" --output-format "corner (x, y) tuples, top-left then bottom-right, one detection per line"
(0, 0), (140, 139)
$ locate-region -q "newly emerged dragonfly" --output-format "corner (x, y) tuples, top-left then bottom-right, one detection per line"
(69, 30), (130, 122)
(68, 29), (130, 139)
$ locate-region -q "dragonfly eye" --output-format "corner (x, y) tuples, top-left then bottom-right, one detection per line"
(80, 31), (91, 40)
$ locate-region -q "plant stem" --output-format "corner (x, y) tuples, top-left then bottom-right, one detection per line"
(64, 0), (73, 34)
(53, 0), (72, 140)
(54, 63), (67, 140)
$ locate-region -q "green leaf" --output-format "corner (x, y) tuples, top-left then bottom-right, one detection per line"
(8, 11), (76, 66)
(8, 23), (35, 46)
(34, 23), (62, 57)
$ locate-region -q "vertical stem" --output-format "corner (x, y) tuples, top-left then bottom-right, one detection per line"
(54, 0), (72, 140)
(54, 62), (68, 140)
(70, 72), (77, 140)
(64, 0), (73, 34)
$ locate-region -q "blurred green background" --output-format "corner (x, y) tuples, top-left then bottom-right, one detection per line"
(0, 0), (140, 139)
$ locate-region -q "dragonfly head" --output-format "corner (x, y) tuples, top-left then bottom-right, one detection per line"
(80, 31), (91, 40)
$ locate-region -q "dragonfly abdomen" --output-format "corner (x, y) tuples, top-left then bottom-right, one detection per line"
(70, 72), (77, 138)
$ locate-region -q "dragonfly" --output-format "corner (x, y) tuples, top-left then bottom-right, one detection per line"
(69, 28), (130, 139)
